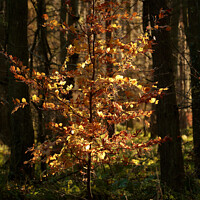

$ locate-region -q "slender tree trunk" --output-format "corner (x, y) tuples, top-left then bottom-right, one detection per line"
(171, 0), (187, 130)
(7, 0), (34, 180)
(37, 0), (46, 143)
(105, 0), (115, 137)
(183, 0), (200, 178)
(143, 0), (184, 191)
(65, 0), (79, 100)
(60, 0), (67, 65)
(66, 0), (79, 67)
(0, 0), (10, 147)
(36, 0), (51, 172)
(143, 0), (157, 138)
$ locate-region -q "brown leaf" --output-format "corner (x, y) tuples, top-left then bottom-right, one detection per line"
(166, 26), (172, 31)
(43, 14), (49, 20)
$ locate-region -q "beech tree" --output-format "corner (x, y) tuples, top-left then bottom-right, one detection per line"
(8, 0), (168, 198)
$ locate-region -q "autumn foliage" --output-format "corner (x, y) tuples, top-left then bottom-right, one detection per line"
(6, 0), (169, 198)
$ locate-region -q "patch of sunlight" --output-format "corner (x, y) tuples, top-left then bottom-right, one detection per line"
(0, 144), (10, 166)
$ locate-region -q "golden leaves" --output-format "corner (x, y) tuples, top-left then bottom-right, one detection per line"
(149, 98), (156, 104)
(21, 98), (26, 103)
(32, 94), (40, 103)
(43, 102), (56, 110)
(115, 75), (124, 80)
(7, 0), (168, 175)
(11, 98), (28, 114)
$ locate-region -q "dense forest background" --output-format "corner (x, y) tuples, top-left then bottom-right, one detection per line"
(0, 0), (200, 199)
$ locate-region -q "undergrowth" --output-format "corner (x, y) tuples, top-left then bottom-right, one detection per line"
(0, 128), (200, 200)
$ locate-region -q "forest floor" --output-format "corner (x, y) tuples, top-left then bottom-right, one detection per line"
(0, 128), (200, 200)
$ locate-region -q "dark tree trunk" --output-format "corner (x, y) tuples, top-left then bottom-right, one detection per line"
(60, 0), (67, 65)
(7, 0), (34, 180)
(183, 0), (200, 178)
(0, 0), (10, 147)
(143, 0), (184, 191)
(36, 0), (51, 172)
(37, 0), (50, 76)
(171, 0), (188, 131)
(105, 0), (115, 137)
(66, 0), (79, 94)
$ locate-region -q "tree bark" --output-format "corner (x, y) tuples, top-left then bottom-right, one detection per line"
(36, 0), (50, 172)
(7, 0), (34, 180)
(106, 0), (115, 137)
(60, 0), (67, 65)
(65, 0), (79, 100)
(183, 0), (200, 178)
(143, 0), (184, 191)
(0, 0), (10, 146)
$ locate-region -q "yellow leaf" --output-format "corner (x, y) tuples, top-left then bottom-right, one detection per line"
(130, 79), (137, 85)
(149, 98), (156, 103)
(182, 135), (188, 142)
(32, 95), (37, 101)
(16, 67), (20, 72)
(65, 57), (70, 62)
(22, 98), (26, 103)
(54, 123), (59, 128)
(115, 75), (123, 80)
(98, 152), (105, 159)
(137, 85), (143, 90)
(106, 47), (110, 53)
(51, 19), (58, 26)
(55, 90), (59, 95)
(112, 24), (117, 28)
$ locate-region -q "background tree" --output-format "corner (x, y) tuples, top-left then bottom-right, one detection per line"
(65, 0), (79, 99)
(105, 0), (115, 137)
(143, 0), (185, 191)
(36, 0), (52, 172)
(183, 0), (200, 178)
(7, 0), (34, 180)
(60, 0), (67, 65)
(0, 0), (10, 147)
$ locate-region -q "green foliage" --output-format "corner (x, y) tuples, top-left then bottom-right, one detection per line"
(1, 129), (200, 200)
